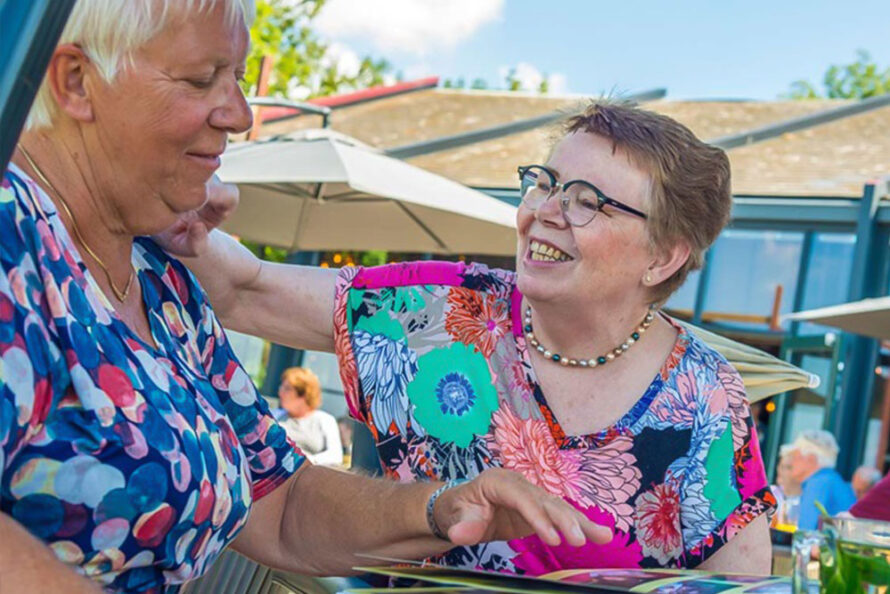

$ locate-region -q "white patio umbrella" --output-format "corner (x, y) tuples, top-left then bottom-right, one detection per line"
(678, 321), (822, 402)
(217, 129), (517, 255)
(784, 297), (890, 341)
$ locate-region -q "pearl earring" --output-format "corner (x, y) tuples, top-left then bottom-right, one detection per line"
(645, 272), (652, 284)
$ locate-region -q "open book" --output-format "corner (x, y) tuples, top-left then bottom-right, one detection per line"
(349, 563), (790, 593)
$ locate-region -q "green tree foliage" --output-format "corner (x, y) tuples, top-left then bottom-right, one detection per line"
(789, 50), (890, 99)
(505, 68), (522, 91)
(242, 0), (390, 100)
(239, 1), (393, 264)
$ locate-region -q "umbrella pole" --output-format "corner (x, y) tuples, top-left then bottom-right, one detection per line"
(395, 202), (448, 252)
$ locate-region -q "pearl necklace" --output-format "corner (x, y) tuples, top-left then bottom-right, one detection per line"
(523, 306), (655, 368)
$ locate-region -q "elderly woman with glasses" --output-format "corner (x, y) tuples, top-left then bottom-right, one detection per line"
(0, 1), (611, 591)
(177, 101), (775, 575)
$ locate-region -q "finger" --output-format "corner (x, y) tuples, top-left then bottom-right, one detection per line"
(479, 471), (564, 546)
(187, 222), (209, 255)
(508, 493), (561, 546)
(541, 498), (586, 547)
(543, 497), (612, 545)
(446, 512), (489, 546)
(580, 517), (613, 545)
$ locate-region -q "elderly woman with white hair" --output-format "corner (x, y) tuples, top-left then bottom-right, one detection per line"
(786, 429), (856, 530)
(0, 1), (610, 592)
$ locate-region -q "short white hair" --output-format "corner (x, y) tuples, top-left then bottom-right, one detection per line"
(853, 466), (883, 486)
(790, 429), (840, 469)
(26, 0), (256, 130)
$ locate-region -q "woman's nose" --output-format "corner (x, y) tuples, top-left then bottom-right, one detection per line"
(210, 80), (253, 134)
(535, 189), (569, 227)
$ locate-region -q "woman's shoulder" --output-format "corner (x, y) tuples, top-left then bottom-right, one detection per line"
(342, 260), (515, 296)
(658, 317), (748, 411)
(1, 165), (51, 237)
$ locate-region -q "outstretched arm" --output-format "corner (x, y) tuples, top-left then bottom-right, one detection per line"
(0, 513), (102, 593)
(180, 230), (338, 352)
(233, 465), (612, 576)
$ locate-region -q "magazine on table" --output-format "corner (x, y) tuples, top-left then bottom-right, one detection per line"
(347, 557), (790, 593)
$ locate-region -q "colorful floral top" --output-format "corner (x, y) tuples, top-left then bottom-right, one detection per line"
(333, 261), (774, 574)
(0, 165), (304, 592)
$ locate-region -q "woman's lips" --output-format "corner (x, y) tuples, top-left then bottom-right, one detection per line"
(185, 153), (222, 169)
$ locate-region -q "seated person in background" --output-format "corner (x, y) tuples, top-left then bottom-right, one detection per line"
(771, 445), (802, 529)
(851, 465), (883, 500)
(850, 470), (890, 522)
(278, 367), (343, 466)
(337, 416), (356, 467)
(787, 430), (856, 530)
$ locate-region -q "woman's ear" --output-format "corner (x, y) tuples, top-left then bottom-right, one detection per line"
(643, 240), (691, 287)
(45, 44), (96, 123)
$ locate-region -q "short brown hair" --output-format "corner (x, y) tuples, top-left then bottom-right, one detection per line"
(564, 100), (732, 304)
(280, 367), (322, 410)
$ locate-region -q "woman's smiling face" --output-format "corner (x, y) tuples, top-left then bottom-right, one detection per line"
(515, 131), (654, 308)
(84, 1), (253, 235)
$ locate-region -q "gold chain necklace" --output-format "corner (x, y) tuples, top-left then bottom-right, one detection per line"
(17, 144), (135, 302)
(523, 306), (655, 368)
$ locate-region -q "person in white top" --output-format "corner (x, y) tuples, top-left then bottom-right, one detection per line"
(278, 367), (343, 466)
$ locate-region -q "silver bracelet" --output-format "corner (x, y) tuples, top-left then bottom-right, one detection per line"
(426, 478), (467, 540)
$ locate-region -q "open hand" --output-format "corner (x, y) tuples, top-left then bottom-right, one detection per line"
(434, 468), (612, 547)
(154, 175), (239, 257)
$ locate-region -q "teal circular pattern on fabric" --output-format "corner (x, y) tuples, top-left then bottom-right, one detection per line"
(436, 372), (476, 416)
(408, 342), (499, 448)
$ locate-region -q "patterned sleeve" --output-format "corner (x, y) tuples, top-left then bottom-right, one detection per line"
(0, 172), (63, 481)
(331, 261), (480, 429)
(160, 250), (306, 500)
(332, 265), (367, 425)
(679, 354), (776, 568)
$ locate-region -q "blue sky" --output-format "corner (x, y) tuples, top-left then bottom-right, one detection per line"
(313, 0), (890, 100)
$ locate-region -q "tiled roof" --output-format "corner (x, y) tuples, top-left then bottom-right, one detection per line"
(256, 89), (890, 197)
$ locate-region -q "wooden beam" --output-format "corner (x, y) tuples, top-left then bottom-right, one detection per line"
(770, 284), (784, 331)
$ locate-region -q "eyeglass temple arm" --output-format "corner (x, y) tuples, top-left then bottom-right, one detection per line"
(600, 195), (648, 220)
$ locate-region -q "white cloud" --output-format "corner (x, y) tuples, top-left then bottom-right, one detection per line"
(323, 42), (362, 78)
(500, 62), (570, 94)
(547, 72), (569, 95)
(314, 0), (504, 56)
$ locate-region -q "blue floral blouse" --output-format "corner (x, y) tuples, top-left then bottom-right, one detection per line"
(0, 165), (304, 592)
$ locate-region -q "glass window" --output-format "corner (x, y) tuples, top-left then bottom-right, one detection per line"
(301, 350), (349, 419)
(704, 230), (804, 329)
(861, 368), (889, 470)
(796, 233), (857, 336)
(665, 269), (701, 314)
(227, 330), (268, 385)
(781, 354), (834, 444)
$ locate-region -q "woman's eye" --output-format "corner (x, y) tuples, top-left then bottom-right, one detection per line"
(577, 197), (599, 211)
(187, 77), (214, 89)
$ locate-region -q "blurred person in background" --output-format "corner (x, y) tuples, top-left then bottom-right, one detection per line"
(771, 445), (802, 530)
(278, 367), (343, 466)
(337, 417), (356, 467)
(851, 465), (883, 500)
(849, 470), (890, 522)
(786, 430), (856, 530)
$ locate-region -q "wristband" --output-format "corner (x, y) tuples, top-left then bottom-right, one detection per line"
(426, 478), (468, 540)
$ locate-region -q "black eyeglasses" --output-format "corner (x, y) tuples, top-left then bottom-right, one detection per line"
(517, 164), (648, 227)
